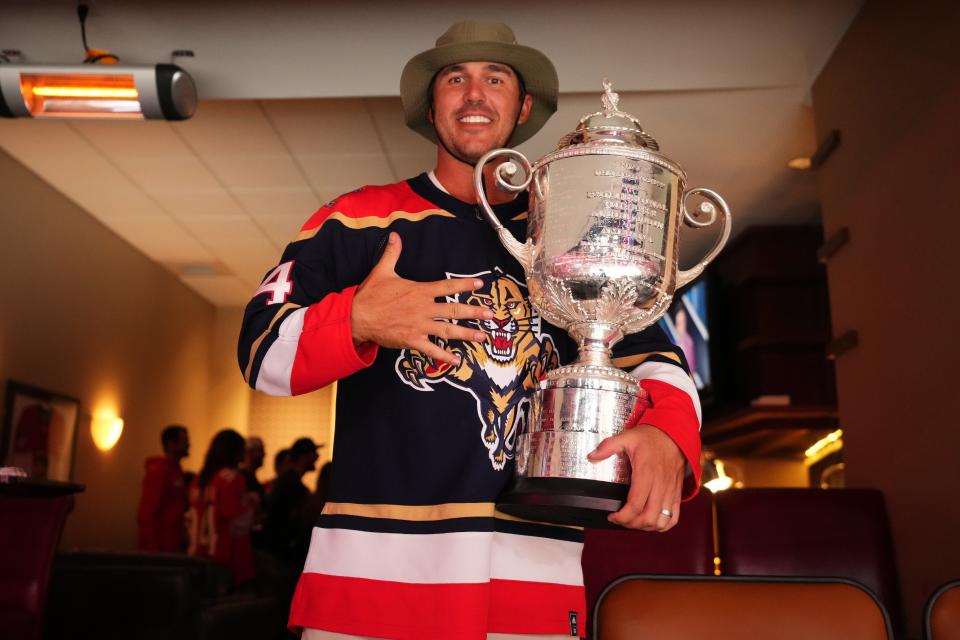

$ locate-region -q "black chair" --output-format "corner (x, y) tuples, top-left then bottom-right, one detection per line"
(44, 550), (280, 640)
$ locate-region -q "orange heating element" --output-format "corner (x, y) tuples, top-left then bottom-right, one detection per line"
(20, 73), (143, 119)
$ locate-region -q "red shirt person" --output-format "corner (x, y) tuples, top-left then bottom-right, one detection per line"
(137, 425), (190, 552)
(187, 429), (256, 586)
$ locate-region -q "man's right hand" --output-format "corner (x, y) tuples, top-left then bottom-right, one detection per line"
(351, 232), (493, 365)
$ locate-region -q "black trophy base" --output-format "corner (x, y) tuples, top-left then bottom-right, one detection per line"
(497, 477), (629, 528)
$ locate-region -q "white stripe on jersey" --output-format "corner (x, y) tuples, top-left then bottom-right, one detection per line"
(301, 527), (583, 587)
(491, 531), (584, 586)
(256, 307), (307, 396)
(631, 359), (702, 426)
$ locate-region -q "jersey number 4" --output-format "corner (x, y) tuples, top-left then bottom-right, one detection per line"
(255, 261), (294, 305)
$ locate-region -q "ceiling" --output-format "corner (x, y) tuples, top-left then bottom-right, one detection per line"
(0, 0), (862, 307)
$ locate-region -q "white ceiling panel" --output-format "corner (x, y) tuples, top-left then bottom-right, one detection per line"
(180, 274), (255, 308)
(175, 101), (288, 155)
(233, 187), (321, 217)
(296, 154), (397, 193)
(209, 237), (283, 286)
(260, 99), (388, 156)
(70, 120), (192, 159)
(250, 212), (314, 248)
(199, 155), (309, 191)
(177, 215), (266, 245)
(153, 189), (245, 219)
(107, 216), (215, 263)
(121, 156), (224, 193)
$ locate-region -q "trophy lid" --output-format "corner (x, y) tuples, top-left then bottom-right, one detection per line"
(557, 79), (660, 151)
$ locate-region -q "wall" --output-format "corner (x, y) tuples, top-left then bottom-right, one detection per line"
(812, 1), (960, 636)
(207, 307), (252, 438)
(247, 383), (336, 490)
(0, 148), (222, 550)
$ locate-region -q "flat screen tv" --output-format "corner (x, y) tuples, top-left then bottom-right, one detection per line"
(658, 279), (711, 393)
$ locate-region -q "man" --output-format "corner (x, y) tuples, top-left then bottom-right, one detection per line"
(239, 435), (266, 501)
(137, 424), (190, 552)
(238, 21), (701, 639)
(263, 437), (320, 565)
(264, 447), (292, 496)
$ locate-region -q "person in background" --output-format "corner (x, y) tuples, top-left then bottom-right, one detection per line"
(263, 448), (292, 496)
(137, 424), (189, 552)
(187, 429), (256, 587)
(239, 435), (266, 501)
(263, 437), (320, 566)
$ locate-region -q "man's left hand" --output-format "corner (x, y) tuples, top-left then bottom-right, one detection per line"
(586, 424), (685, 531)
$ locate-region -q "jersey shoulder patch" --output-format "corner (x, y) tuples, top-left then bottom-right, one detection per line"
(297, 180), (441, 241)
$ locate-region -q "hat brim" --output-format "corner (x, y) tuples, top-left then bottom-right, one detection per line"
(400, 41), (558, 147)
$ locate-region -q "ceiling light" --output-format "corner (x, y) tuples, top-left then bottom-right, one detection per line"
(0, 64), (196, 120)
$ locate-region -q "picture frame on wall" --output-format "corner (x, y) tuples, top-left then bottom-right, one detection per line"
(1, 381), (80, 481)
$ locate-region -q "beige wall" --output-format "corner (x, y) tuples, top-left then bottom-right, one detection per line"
(812, 2), (960, 636)
(247, 383), (336, 490)
(0, 148), (236, 550)
(207, 307), (252, 438)
(722, 457), (809, 489)
(0, 147), (336, 548)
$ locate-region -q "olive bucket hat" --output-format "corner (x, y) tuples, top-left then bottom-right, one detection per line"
(400, 21), (559, 146)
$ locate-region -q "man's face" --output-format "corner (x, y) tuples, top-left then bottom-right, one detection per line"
(429, 61), (533, 163)
(249, 445), (265, 470)
(175, 432), (190, 460)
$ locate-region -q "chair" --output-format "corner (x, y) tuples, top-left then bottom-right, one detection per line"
(45, 550), (280, 640)
(594, 574), (893, 640)
(714, 488), (903, 631)
(581, 490), (714, 631)
(0, 479), (81, 640)
(926, 580), (960, 640)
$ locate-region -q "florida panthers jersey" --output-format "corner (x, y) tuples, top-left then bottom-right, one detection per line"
(238, 173), (702, 639)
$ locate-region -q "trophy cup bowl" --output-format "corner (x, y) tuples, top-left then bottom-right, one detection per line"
(475, 81), (732, 527)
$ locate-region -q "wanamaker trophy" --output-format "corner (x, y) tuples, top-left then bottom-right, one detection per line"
(474, 80), (732, 527)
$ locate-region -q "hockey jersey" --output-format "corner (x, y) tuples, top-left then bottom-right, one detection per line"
(238, 173), (702, 639)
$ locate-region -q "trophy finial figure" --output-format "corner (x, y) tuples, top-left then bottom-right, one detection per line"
(601, 78), (620, 112)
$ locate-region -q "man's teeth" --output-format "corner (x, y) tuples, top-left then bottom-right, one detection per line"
(459, 115), (492, 123)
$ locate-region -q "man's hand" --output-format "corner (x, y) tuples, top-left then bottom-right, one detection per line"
(587, 421), (686, 532)
(351, 232), (493, 365)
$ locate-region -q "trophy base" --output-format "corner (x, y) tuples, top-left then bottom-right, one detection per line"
(497, 477), (628, 529)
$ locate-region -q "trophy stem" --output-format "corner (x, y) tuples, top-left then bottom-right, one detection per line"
(567, 322), (623, 368)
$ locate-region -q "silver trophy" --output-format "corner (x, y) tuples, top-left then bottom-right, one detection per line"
(474, 80), (731, 527)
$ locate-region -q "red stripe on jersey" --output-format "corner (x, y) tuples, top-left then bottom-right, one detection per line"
(289, 573), (585, 639)
(638, 378), (703, 500)
(300, 181), (437, 232)
(290, 286), (377, 395)
(289, 572), (489, 640)
(488, 578), (586, 636)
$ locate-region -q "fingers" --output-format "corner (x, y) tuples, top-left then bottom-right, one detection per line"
(427, 320), (486, 344)
(429, 301), (494, 322)
(371, 232), (402, 275)
(413, 339), (461, 367)
(433, 277), (486, 297)
(611, 466), (683, 532)
(586, 433), (624, 463)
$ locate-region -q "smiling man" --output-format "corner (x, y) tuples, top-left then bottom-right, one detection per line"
(238, 21), (701, 640)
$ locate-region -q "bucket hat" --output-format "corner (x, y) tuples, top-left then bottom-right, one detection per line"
(400, 21), (558, 146)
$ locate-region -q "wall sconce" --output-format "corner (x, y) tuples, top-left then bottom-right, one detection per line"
(91, 414), (124, 451)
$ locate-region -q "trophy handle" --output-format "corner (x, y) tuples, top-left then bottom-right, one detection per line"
(675, 187), (732, 288)
(474, 148), (535, 272)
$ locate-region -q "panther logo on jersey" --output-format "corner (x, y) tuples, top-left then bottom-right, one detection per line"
(396, 268), (558, 470)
